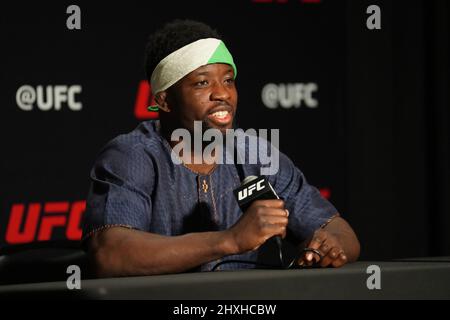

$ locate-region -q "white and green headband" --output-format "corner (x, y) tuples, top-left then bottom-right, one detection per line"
(148, 38), (237, 110)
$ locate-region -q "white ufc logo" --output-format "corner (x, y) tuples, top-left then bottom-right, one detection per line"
(238, 180), (265, 201)
(261, 83), (318, 109)
(16, 85), (82, 111)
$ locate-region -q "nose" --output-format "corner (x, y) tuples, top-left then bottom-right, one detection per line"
(210, 81), (230, 101)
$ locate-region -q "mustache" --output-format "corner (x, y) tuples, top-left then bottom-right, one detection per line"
(207, 102), (233, 115)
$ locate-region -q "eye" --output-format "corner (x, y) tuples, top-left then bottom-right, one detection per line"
(195, 80), (208, 87)
(225, 78), (235, 84)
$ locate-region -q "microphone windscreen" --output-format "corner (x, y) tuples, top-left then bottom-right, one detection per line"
(241, 175), (258, 186)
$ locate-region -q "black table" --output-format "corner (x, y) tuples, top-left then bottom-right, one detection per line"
(1, 258), (449, 299)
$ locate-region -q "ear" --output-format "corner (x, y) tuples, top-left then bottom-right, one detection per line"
(155, 91), (171, 112)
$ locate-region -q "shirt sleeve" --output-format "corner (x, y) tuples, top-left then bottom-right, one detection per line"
(82, 137), (154, 241)
(268, 151), (338, 243)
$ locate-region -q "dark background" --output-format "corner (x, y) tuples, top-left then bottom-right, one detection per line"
(0, 0), (449, 269)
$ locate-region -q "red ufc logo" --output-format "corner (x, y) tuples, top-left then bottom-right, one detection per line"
(134, 80), (159, 120)
(5, 201), (86, 244)
(319, 188), (331, 200)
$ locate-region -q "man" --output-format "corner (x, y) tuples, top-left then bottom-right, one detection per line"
(82, 20), (360, 277)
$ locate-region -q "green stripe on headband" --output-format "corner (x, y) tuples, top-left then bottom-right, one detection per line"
(207, 41), (237, 78)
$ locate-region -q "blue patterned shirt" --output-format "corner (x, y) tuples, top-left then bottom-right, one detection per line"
(82, 120), (337, 271)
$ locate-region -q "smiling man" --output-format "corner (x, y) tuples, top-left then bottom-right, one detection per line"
(82, 20), (360, 277)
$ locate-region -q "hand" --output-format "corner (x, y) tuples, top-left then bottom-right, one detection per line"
(227, 199), (289, 253)
(298, 229), (349, 268)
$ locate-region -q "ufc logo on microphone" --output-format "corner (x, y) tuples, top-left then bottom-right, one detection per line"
(238, 180), (266, 201)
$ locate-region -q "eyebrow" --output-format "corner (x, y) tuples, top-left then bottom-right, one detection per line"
(194, 67), (234, 76)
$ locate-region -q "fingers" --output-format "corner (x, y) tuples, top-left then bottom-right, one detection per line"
(268, 224), (287, 239)
(233, 199), (289, 253)
(319, 246), (340, 267)
(252, 206), (289, 239)
(297, 230), (350, 268)
(331, 251), (348, 268)
(315, 247), (348, 268)
(308, 233), (325, 250)
(251, 200), (288, 219)
(260, 218), (288, 239)
(254, 199), (285, 209)
(304, 233), (326, 263)
(317, 242), (333, 267)
(261, 215), (289, 225)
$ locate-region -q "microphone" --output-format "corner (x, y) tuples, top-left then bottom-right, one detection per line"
(233, 175), (284, 252)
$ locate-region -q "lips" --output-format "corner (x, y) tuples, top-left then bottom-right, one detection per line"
(207, 106), (233, 126)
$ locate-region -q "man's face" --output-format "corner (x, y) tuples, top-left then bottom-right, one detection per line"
(167, 63), (238, 134)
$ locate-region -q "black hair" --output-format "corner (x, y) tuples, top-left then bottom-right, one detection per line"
(144, 19), (222, 83)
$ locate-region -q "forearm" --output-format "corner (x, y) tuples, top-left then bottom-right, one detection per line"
(89, 227), (237, 277)
(322, 216), (361, 262)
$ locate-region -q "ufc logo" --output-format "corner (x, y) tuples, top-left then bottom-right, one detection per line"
(134, 80), (158, 120)
(16, 85), (82, 111)
(238, 180), (266, 201)
(261, 83), (318, 109)
(5, 201), (86, 244)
